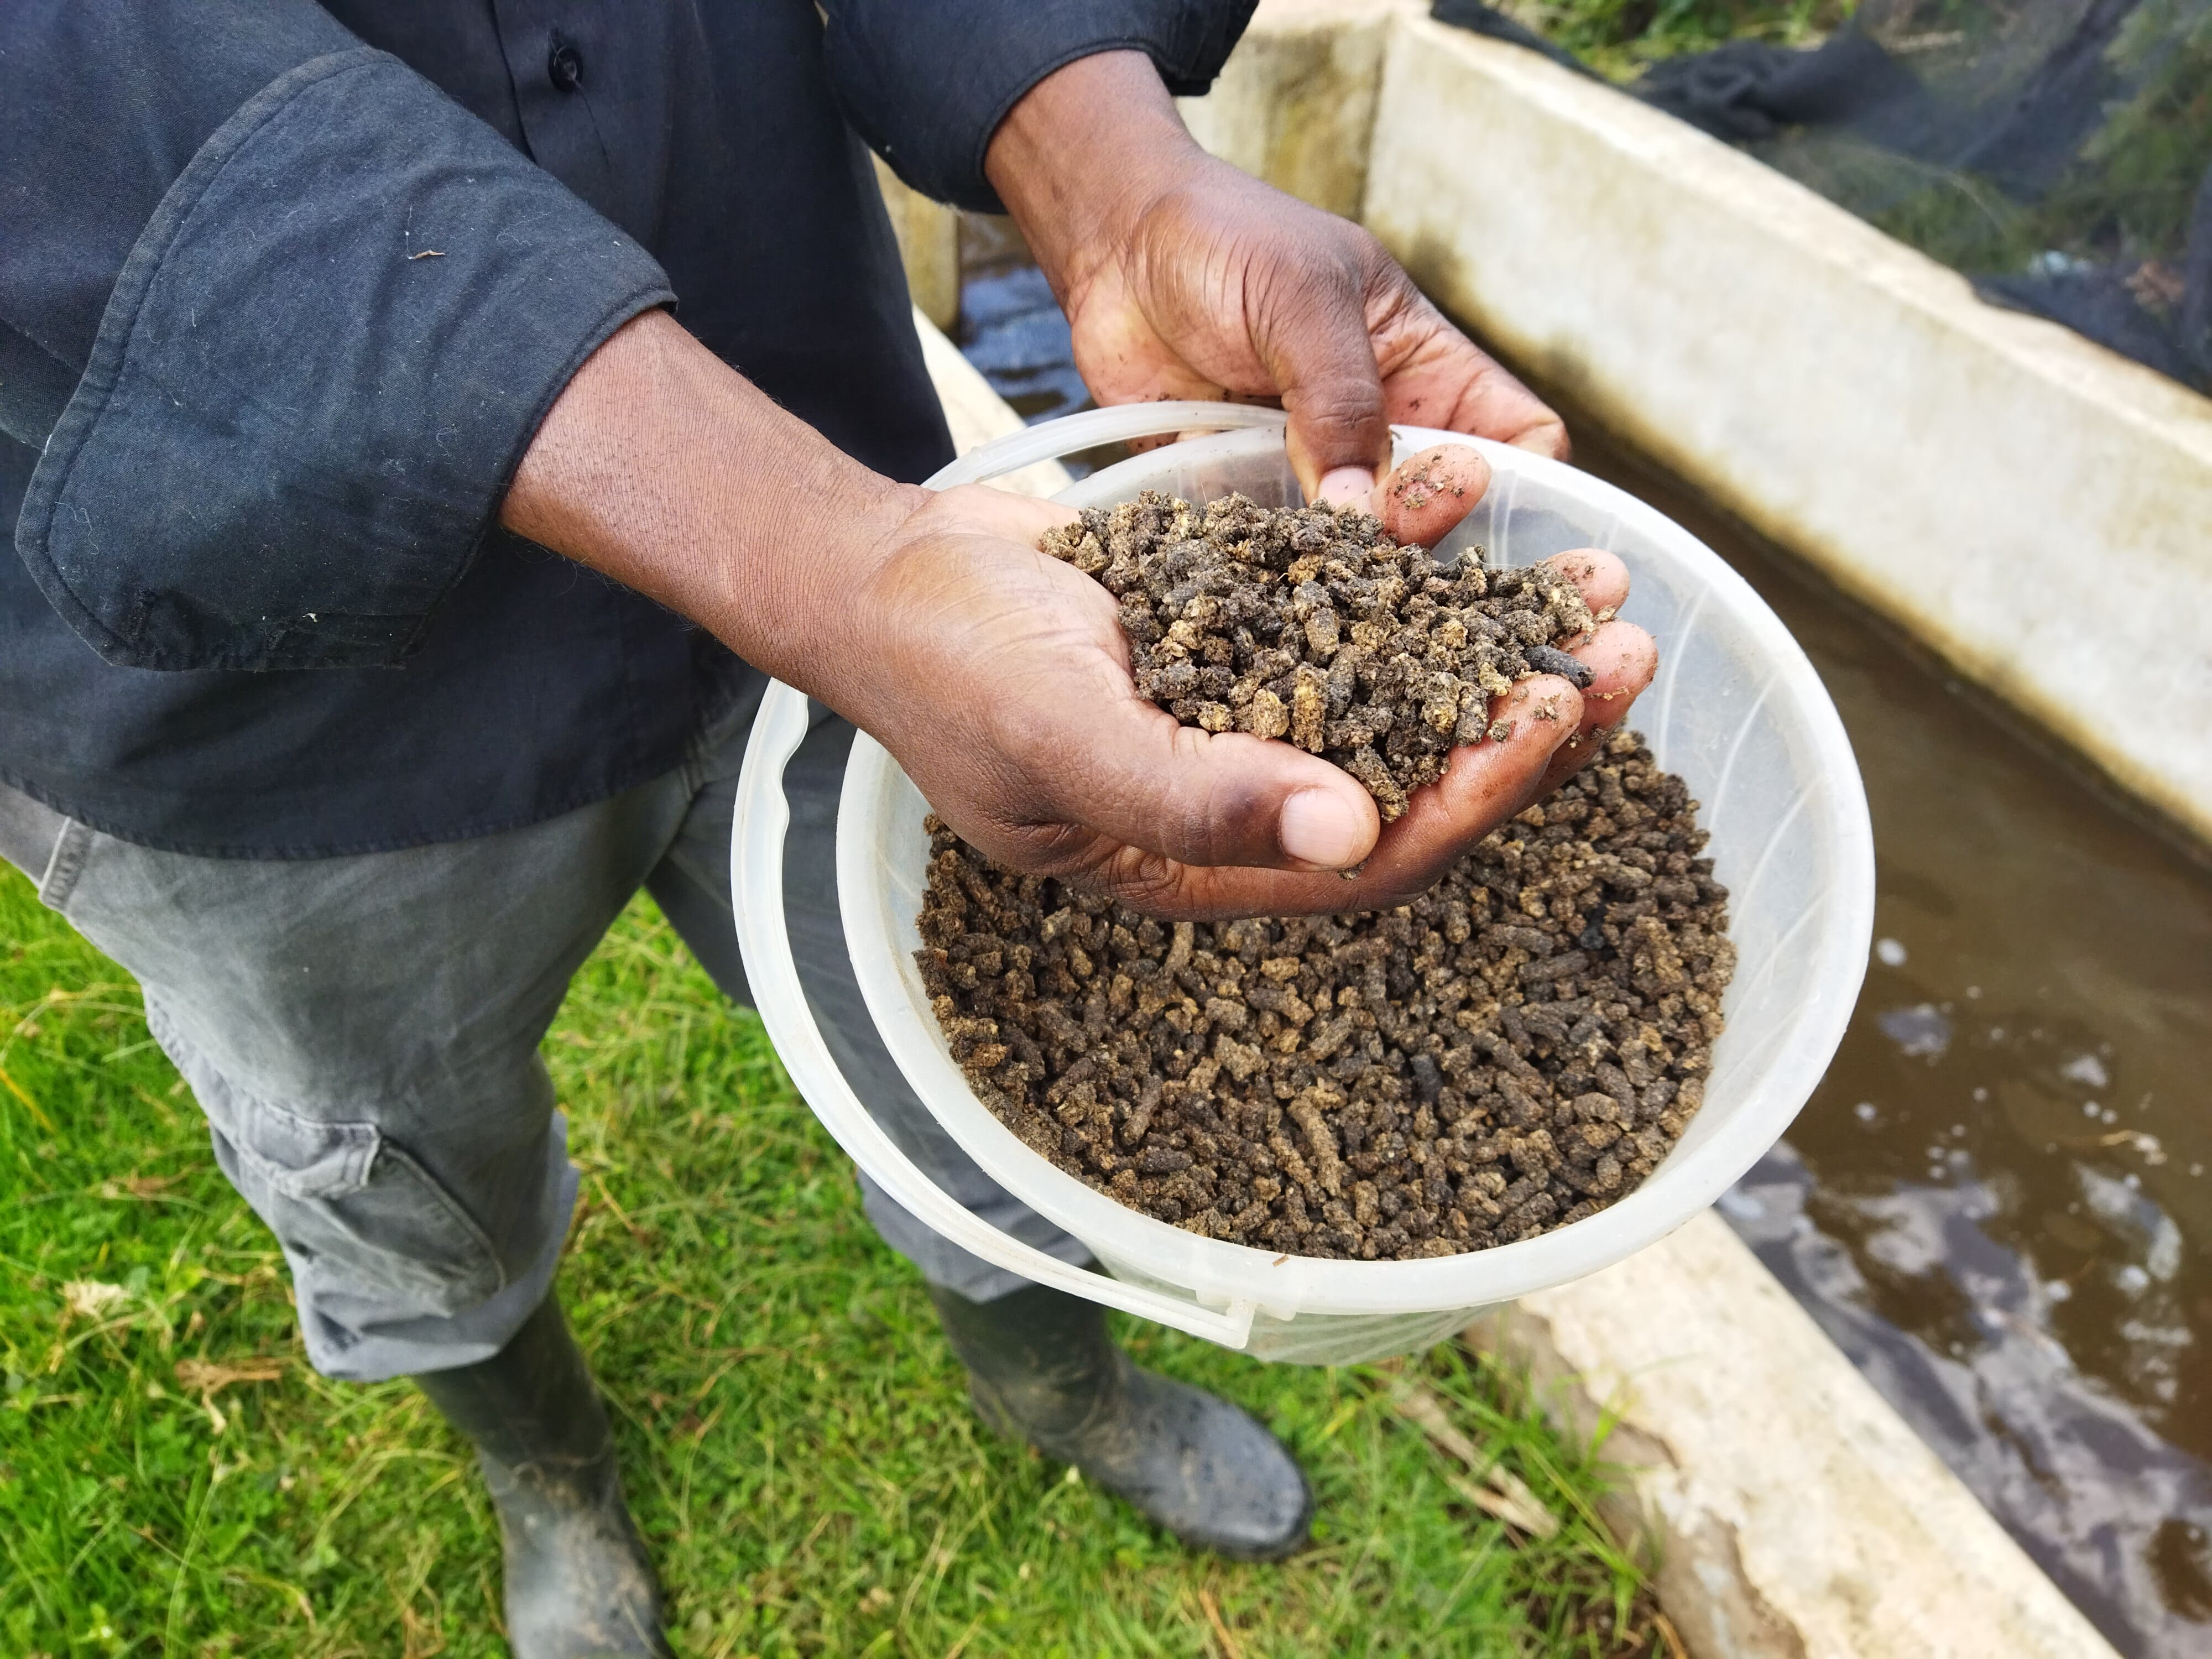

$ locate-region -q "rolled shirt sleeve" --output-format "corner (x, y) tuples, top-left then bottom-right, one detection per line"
(5, 6), (674, 672)
(822, 0), (1259, 212)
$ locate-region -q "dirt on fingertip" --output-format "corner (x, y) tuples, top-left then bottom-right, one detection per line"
(916, 727), (1736, 1261)
(1037, 490), (1596, 822)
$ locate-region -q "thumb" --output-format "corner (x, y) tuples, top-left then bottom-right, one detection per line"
(1039, 695), (1380, 874)
(1259, 264), (1392, 507)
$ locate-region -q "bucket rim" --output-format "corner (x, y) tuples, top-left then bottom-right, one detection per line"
(822, 414), (1874, 1319)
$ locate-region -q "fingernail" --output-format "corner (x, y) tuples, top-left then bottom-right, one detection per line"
(1280, 788), (1368, 867)
(1316, 467), (1374, 508)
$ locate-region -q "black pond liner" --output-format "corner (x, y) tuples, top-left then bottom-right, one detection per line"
(1433, 0), (2212, 394)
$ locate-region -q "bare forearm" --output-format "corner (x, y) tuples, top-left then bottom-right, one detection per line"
(500, 308), (924, 693)
(984, 50), (1204, 305)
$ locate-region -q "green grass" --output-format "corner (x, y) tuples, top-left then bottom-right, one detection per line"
(1492, 0), (1850, 81)
(0, 864), (1660, 1657)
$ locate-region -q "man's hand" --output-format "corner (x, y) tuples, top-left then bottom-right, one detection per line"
(985, 51), (1568, 507)
(832, 472), (1651, 919)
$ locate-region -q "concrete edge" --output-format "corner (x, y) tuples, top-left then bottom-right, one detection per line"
(910, 306), (1073, 498)
(1470, 1211), (2122, 1659)
(878, 160), (960, 333)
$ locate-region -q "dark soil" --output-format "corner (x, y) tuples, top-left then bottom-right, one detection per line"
(915, 729), (1735, 1261)
(1039, 490), (1598, 821)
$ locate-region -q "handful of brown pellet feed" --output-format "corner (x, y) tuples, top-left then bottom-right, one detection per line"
(915, 728), (1735, 1261)
(1038, 489), (1598, 821)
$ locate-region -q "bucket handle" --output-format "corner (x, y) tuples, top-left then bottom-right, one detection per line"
(733, 686), (1259, 1348)
(925, 399), (1289, 489)
(729, 403), (1300, 1349)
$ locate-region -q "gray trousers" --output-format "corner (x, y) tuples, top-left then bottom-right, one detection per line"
(0, 695), (1085, 1380)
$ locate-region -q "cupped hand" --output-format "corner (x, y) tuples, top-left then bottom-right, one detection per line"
(834, 447), (1655, 921)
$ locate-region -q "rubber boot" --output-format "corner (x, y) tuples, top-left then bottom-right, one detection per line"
(413, 1293), (670, 1658)
(928, 1281), (1312, 1560)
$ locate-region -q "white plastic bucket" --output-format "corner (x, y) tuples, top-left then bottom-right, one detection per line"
(734, 401), (1874, 1365)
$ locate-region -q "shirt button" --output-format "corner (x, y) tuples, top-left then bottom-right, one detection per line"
(547, 41), (583, 91)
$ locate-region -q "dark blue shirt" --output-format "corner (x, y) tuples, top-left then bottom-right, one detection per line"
(1, 0), (1253, 855)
